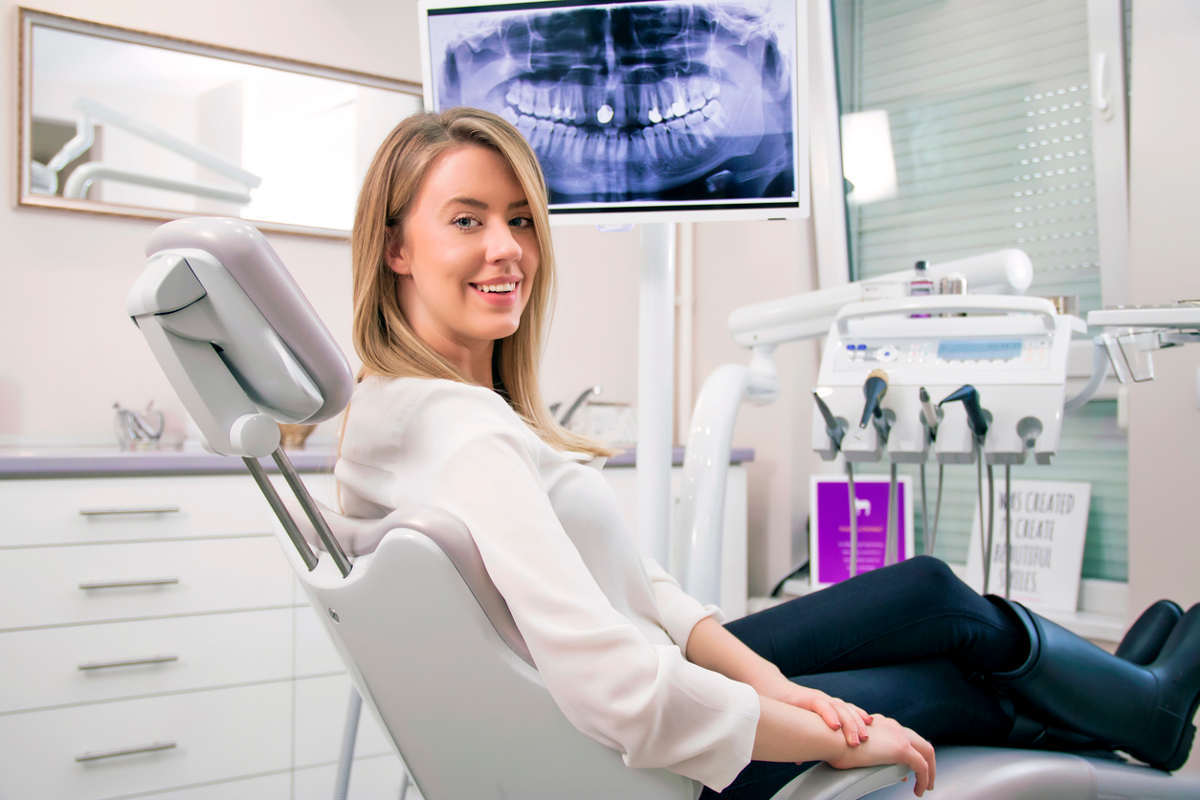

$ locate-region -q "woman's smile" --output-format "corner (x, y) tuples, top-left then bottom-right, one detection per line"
(470, 277), (523, 306)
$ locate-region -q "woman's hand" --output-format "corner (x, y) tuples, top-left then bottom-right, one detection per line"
(826, 715), (936, 797)
(750, 667), (873, 747)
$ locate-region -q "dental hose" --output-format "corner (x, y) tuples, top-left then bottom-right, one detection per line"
(887, 462), (899, 566)
(846, 460), (858, 577)
(917, 388), (944, 556)
(1005, 464), (1012, 599)
(986, 459), (995, 593)
(919, 462), (946, 556)
(920, 464), (929, 554)
(976, 439), (989, 593)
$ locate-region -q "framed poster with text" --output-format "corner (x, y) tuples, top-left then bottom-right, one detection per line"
(965, 479), (1090, 613)
(810, 474), (914, 588)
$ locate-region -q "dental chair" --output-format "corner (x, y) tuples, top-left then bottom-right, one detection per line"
(128, 218), (1200, 799)
(127, 217), (908, 800)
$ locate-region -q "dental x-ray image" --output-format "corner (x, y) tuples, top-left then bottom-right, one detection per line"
(425, 0), (800, 216)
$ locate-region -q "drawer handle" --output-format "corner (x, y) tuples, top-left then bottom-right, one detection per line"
(78, 654), (179, 671)
(78, 577), (180, 591)
(79, 505), (181, 517)
(75, 741), (177, 763)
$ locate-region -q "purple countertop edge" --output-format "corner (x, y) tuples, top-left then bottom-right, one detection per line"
(0, 445), (755, 478)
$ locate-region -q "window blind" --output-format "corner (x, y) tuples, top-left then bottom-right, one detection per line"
(831, 0), (1128, 581)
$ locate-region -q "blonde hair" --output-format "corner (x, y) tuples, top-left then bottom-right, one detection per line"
(350, 107), (610, 458)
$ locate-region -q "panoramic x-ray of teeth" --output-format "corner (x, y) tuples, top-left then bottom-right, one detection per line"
(429, 0), (796, 206)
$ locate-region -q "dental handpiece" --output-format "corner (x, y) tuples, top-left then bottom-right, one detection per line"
(918, 387), (939, 438)
(939, 384), (989, 440)
(859, 369), (889, 429)
(813, 393), (859, 577)
(813, 392), (846, 451)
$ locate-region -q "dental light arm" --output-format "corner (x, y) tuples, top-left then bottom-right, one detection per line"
(48, 98), (261, 203)
(728, 249), (1033, 349)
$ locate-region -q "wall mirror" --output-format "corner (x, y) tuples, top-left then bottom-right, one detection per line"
(18, 8), (423, 236)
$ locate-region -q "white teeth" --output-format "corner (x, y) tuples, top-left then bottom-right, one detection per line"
(477, 282), (517, 293)
(534, 87), (551, 119)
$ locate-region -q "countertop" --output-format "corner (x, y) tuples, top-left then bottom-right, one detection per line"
(0, 444), (755, 478)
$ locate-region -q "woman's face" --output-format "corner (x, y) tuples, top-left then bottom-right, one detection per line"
(388, 144), (539, 373)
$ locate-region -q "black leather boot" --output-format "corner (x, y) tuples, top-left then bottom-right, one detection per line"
(992, 599), (1200, 772)
(1116, 599), (1184, 665)
(1001, 599), (1187, 754)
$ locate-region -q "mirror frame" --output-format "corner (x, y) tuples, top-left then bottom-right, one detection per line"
(16, 7), (422, 238)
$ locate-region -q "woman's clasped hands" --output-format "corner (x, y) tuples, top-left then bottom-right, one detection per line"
(827, 714), (936, 797)
(752, 669), (935, 795)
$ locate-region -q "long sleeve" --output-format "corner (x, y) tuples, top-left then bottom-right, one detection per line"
(429, 428), (759, 790)
(642, 556), (725, 651)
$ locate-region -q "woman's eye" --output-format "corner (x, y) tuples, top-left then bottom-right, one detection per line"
(452, 216), (480, 230)
(510, 216), (534, 229)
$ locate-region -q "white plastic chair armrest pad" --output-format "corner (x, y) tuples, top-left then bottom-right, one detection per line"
(772, 763), (911, 800)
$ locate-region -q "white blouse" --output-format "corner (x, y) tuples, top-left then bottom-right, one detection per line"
(335, 376), (760, 791)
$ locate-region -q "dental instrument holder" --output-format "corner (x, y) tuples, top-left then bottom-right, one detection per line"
(813, 392), (861, 576)
(812, 295), (1083, 582)
(939, 385), (998, 593)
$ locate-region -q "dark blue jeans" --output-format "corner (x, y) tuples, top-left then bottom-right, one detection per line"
(700, 556), (1027, 799)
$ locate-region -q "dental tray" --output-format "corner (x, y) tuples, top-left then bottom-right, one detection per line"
(1088, 301), (1200, 329)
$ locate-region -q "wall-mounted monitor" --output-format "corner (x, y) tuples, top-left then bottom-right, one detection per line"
(419, 0), (808, 224)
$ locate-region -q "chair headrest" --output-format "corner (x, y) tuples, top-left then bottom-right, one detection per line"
(144, 217), (353, 422)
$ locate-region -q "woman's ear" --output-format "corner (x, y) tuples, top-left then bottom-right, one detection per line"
(385, 234), (411, 276)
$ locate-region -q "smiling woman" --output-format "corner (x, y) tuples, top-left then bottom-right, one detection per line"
(385, 145), (539, 384)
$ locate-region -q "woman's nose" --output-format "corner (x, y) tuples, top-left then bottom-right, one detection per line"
(485, 221), (522, 262)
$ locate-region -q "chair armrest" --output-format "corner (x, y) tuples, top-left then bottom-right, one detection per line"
(772, 763), (911, 800)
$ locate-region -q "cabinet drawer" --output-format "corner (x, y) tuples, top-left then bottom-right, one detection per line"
(0, 608), (293, 713)
(150, 771), (291, 800)
(0, 537), (293, 631)
(294, 754), (418, 800)
(0, 475), (271, 547)
(0, 473), (337, 547)
(0, 682), (291, 800)
(294, 674), (393, 768)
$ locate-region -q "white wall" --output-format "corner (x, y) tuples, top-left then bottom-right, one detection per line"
(1126, 0), (1200, 774)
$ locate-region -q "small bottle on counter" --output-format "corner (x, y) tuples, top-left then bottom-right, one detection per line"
(908, 259), (935, 317)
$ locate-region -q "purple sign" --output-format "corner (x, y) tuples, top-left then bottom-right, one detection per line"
(811, 476), (911, 585)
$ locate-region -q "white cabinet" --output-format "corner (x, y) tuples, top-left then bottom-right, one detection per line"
(0, 468), (393, 800)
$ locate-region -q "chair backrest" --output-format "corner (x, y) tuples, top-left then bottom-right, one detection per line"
(128, 217), (699, 799)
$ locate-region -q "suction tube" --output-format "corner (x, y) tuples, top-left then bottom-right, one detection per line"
(815, 392), (859, 577)
(813, 392), (846, 451)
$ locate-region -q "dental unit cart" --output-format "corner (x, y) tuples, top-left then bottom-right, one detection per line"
(812, 295), (1084, 587)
